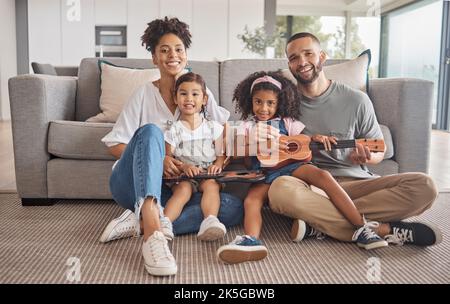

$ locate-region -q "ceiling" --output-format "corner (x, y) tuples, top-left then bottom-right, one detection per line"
(276, 0), (416, 16)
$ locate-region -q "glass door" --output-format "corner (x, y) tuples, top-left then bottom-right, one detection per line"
(380, 0), (444, 128)
(437, 1), (450, 130)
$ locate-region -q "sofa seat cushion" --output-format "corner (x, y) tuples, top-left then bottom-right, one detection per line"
(47, 120), (393, 161)
(48, 120), (114, 160)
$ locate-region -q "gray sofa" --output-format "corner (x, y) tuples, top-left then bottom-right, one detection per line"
(8, 58), (434, 205)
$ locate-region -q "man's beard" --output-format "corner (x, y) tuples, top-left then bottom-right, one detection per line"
(291, 61), (323, 85)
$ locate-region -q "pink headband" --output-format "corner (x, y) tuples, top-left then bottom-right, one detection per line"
(250, 76), (282, 92)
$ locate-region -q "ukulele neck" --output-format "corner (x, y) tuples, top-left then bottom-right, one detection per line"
(310, 140), (356, 151)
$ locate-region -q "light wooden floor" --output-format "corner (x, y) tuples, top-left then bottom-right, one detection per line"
(0, 121), (449, 192)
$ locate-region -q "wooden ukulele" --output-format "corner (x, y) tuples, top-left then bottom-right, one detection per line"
(257, 134), (385, 167)
(163, 170), (266, 183)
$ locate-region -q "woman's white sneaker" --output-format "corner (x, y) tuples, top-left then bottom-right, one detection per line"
(142, 231), (177, 276)
(197, 215), (226, 241)
(99, 209), (137, 243)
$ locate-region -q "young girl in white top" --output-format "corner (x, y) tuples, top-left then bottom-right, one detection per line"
(164, 72), (227, 241)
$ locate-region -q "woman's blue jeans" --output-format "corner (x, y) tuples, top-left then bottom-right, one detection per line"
(109, 124), (244, 235)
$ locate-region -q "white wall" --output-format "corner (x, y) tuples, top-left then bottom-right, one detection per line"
(28, 0), (62, 66)
(0, 0), (17, 120)
(127, 0), (264, 60)
(29, 0), (96, 67)
(95, 0), (127, 25)
(62, 0), (95, 65)
(28, 0), (265, 65)
(228, 0), (264, 59)
(127, 0), (159, 60)
(190, 0), (228, 61)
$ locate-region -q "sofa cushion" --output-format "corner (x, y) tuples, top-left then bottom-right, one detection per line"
(220, 59), (291, 120)
(31, 62), (57, 75)
(47, 159), (114, 199)
(86, 60), (161, 123)
(47, 120), (392, 161)
(220, 52), (370, 121)
(76, 58), (220, 121)
(48, 120), (114, 160)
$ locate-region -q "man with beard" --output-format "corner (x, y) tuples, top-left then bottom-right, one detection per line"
(267, 32), (442, 248)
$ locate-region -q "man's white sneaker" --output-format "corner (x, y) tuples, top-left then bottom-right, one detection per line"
(160, 216), (174, 241)
(142, 231), (177, 276)
(99, 209), (137, 243)
(197, 215), (226, 241)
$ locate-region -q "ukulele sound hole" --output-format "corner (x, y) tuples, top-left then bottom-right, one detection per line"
(287, 141), (300, 154)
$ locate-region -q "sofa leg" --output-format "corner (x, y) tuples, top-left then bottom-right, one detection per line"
(21, 198), (55, 206)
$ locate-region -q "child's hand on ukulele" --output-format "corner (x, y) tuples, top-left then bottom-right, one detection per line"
(311, 134), (337, 151)
(207, 164), (222, 175)
(248, 122), (280, 144)
(182, 164), (204, 178)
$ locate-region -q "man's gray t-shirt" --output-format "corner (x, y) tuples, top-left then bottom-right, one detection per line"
(299, 81), (383, 178)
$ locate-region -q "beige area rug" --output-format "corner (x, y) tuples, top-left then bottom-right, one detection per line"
(0, 193), (449, 284)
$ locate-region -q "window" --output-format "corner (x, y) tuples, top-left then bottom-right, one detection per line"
(380, 0), (443, 125)
(276, 15), (380, 78)
(352, 17), (380, 78)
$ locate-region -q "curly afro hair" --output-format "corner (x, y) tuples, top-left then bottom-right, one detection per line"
(141, 17), (192, 54)
(233, 71), (301, 121)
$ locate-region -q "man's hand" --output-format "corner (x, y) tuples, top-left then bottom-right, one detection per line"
(311, 134), (337, 151)
(163, 156), (183, 177)
(207, 164), (222, 175)
(348, 142), (372, 164)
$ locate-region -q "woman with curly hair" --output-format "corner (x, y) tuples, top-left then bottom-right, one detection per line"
(216, 71), (387, 265)
(99, 17), (243, 276)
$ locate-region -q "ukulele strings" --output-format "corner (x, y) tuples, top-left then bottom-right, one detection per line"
(310, 140), (356, 150)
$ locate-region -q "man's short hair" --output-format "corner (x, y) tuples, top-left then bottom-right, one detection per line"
(287, 32), (321, 46)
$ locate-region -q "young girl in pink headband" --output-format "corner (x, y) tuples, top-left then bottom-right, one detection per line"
(217, 71), (388, 265)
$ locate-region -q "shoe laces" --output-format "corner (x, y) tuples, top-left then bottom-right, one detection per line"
(115, 218), (136, 236)
(353, 221), (380, 241)
(148, 233), (173, 263)
(308, 227), (326, 240)
(384, 227), (414, 246)
(230, 235), (250, 245)
(160, 216), (172, 230)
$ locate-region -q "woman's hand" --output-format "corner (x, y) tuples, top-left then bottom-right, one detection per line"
(163, 156), (183, 177)
(311, 134), (337, 151)
(207, 164), (222, 175)
(182, 164), (204, 178)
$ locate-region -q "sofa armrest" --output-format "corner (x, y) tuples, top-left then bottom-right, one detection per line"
(368, 78), (433, 173)
(8, 75), (77, 198)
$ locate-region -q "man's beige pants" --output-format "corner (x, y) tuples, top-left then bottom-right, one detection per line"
(268, 173), (438, 242)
